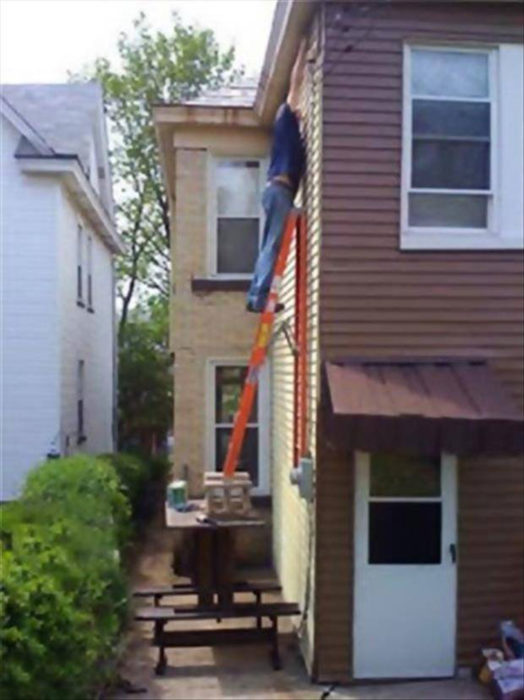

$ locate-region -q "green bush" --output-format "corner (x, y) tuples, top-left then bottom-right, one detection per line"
(0, 455), (130, 700)
(145, 453), (171, 482)
(100, 451), (171, 522)
(99, 451), (149, 520)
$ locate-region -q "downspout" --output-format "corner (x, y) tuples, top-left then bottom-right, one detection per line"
(111, 257), (118, 450)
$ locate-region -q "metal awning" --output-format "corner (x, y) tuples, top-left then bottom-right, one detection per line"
(325, 359), (524, 456)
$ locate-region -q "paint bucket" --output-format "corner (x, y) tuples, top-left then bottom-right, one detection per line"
(167, 480), (187, 509)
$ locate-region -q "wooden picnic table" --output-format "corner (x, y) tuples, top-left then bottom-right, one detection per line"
(165, 500), (265, 607)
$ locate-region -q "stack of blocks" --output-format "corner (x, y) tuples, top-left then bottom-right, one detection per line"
(204, 472), (253, 519)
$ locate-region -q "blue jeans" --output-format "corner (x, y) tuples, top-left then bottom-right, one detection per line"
(247, 182), (293, 311)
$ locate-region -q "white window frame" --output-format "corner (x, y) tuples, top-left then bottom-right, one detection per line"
(207, 155), (267, 279)
(400, 43), (512, 250)
(205, 358), (270, 496)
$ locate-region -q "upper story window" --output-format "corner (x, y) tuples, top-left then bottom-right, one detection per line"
(77, 224), (84, 304)
(87, 236), (93, 310)
(209, 158), (264, 277)
(401, 44), (523, 250)
(77, 359), (86, 444)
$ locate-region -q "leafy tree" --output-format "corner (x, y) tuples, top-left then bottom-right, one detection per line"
(71, 13), (237, 332)
(117, 296), (172, 453)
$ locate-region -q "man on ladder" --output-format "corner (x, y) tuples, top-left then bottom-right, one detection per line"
(246, 39), (307, 314)
(222, 40), (308, 479)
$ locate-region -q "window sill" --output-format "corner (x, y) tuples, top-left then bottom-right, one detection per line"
(401, 231), (524, 251)
(191, 277), (251, 292)
(77, 299), (85, 308)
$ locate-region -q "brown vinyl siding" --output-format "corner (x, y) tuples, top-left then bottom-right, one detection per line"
(316, 1), (524, 680)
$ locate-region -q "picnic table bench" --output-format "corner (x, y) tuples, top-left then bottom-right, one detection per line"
(133, 501), (300, 674)
(135, 601), (300, 675)
(133, 579), (282, 607)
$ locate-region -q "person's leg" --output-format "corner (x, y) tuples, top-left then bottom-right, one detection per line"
(247, 184), (293, 311)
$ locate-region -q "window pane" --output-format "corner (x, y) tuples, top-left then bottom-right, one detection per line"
(217, 160), (260, 217)
(369, 503), (442, 564)
(412, 49), (489, 98)
(370, 454), (440, 497)
(215, 366), (257, 423)
(216, 427), (259, 485)
(412, 140), (490, 189)
(413, 100), (490, 139)
(217, 218), (259, 274)
(409, 193), (488, 228)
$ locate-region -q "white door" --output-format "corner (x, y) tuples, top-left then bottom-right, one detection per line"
(353, 451), (457, 679)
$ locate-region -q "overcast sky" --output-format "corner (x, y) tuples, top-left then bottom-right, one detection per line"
(0, 0), (277, 84)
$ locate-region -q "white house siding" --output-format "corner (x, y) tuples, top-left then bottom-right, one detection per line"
(0, 115), (60, 499)
(57, 187), (115, 456)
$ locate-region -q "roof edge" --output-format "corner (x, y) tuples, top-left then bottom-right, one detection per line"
(0, 95), (54, 156)
(152, 103), (260, 128)
(254, 0), (317, 125)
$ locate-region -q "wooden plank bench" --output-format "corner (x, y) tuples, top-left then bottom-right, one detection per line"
(135, 601), (300, 674)
(133, 580), (282, 607)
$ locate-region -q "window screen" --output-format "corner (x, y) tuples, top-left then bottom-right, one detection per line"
(215, 160), (260, 274)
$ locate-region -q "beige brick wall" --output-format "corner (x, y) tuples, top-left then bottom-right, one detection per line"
(170, 128), (270, 496)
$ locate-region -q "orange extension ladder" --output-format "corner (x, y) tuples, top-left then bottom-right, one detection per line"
(223, 209), (308, 478)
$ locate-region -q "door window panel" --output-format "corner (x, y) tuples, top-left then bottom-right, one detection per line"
(216, 427), (258, 485)
(369, 502), (442, 564)
(370, 453), (440, 497)
(369, 454), (442, 565)
(214, 365), (258, 485)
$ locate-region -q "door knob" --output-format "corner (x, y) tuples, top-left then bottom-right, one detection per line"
(449, 543), (457, 563)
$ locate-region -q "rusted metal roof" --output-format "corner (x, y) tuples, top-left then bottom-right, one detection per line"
(325, 359), (524, 456)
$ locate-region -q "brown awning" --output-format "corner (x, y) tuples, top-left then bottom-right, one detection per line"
(325, 359), (524, 456)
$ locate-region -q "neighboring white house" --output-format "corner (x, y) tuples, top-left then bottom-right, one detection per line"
(0, 82), (125, 500)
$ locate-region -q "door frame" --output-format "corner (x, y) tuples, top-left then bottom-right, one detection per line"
(353, 450), (458, 679)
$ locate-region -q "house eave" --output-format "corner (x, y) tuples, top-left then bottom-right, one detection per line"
(152, 103), (260, 128)
(254, 0), (318, 125)
(153, 104), (263, 203)
(17, 155), (125, 254)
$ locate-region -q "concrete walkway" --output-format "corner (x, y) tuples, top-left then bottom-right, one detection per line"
(112, 518), (489, 700)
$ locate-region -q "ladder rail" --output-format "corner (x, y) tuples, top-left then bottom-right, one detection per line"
(294, 213), (308, 464)
(222, 210), (302, 479)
